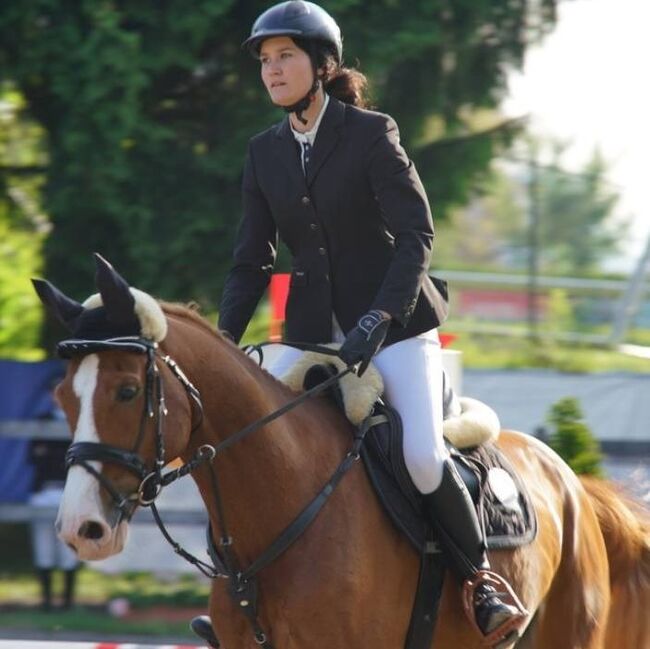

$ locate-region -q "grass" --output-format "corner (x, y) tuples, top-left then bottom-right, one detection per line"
(0, 568), (208, 638)
(0, 607), (194, 637)
(0, 568), (210, 609)
(0, 525), (210, 638)
(452, 330), (650, 373)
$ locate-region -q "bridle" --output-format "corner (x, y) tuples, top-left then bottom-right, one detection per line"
(58, 334), (380, 648)
(59, 336), (207, 522)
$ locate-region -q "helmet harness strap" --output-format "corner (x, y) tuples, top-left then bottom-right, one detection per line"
(282, 41), (321, 125)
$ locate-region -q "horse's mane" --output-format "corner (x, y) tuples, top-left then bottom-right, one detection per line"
(157, 300), (296, 390)
(159, 301), (223, 341)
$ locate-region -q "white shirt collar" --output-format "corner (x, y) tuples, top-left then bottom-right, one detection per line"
(290, 94), (330, 147)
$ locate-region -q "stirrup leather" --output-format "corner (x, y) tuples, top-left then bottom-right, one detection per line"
(461, 570), (528, 646)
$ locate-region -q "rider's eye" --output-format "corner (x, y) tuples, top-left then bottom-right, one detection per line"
(116, 384), (140, 402)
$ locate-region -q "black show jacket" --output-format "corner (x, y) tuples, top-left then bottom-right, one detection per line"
(219, 97), (448, 346)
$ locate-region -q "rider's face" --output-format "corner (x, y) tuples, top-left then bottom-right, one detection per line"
(259, 37), (314, 107)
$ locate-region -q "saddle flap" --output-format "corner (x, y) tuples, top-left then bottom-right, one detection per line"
(361, 408), (537, 554)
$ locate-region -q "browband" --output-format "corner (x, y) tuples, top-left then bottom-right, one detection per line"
(57, 336), (155, 358)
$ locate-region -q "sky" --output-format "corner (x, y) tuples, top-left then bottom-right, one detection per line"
(501, 0), (650, 268)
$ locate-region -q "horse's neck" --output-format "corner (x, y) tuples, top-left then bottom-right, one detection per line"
(166, 319), (350, 555)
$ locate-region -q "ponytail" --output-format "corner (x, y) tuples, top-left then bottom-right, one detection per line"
(324, 67), (369, 108)
(293, 37), (371, 109)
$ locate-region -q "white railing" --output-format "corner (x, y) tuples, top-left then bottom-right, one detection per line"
(0, 421), (208, 526)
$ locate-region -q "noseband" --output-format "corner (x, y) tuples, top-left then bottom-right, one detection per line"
(59, 336), (206, 521)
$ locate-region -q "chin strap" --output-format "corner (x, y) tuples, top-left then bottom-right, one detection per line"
(282, 78), (320, 125)
(283, 41), (321, 125)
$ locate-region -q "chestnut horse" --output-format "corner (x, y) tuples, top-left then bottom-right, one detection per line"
(34, 258), (648, 648)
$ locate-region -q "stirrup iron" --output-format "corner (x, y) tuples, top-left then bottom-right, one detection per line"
(461, 570), (528, 646)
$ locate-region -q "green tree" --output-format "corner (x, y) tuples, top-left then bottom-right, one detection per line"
(536, 147), (625, 274)
(547, 397), (603, 476)
(432, 168), (525, 270)
(0, 82), (47, 359)
(437, 140), (627, 274)
(0, 1), (559, 349)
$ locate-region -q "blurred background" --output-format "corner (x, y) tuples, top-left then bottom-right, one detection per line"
(0, 0), (648, 644)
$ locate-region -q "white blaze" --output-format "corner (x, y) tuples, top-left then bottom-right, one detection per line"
(57, 355), (105, 534)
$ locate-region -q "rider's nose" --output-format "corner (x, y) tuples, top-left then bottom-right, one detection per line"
(77, 519), (110, 541)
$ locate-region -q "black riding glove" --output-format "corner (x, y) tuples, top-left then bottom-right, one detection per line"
(339, 310), (391, 377)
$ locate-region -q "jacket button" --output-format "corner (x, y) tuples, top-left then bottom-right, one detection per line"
(318, 247), (326, 255)
(310, 223), (318, 230)
(301, 196), (311, 205)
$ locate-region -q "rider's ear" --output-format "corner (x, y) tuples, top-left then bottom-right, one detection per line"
(93, 252), (138, 328)
(32, 278), (85, 331)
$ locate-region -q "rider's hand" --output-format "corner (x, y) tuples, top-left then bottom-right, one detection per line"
(339, 310), (391, 377)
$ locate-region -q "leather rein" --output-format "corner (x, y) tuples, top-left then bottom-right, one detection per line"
(58, 335), (377, 648)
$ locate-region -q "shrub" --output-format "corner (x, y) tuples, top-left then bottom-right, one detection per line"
(547, 397), (604, 476)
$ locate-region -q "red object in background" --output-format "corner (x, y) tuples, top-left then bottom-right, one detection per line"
(269, 273), (290, 341)
(439, 332), (457, 348)
(458, 289), (546, 321)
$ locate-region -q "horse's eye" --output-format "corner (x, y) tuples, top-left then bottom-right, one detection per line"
(116, 384), (140, 402)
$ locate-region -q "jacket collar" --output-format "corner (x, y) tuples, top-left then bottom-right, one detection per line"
(274, 97), (346, 188)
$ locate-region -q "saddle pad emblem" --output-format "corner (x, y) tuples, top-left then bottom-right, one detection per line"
(487, 468), (522, 515)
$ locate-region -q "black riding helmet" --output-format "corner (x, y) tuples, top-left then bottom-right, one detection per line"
(243, 1), (343, 123)
(243, 1), (342, 62)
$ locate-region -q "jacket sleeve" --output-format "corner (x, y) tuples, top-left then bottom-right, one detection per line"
(218, 142), (277, 343)
(366, 115), (434, 326)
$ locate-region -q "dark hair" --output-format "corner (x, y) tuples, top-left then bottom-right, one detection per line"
(294, 37), (370, 108)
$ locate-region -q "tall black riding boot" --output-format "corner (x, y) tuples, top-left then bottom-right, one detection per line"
(422, 460), (527, 646)
(62, 569), (77, 610)
(190, 615), (220, 648)
(37, 569), (52, 612)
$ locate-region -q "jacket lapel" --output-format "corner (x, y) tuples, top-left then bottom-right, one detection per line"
(306, 98), (345, 187)
(274, 117), (308, 192)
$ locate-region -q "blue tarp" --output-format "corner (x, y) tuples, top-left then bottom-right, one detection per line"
(0, 359), (65, 502)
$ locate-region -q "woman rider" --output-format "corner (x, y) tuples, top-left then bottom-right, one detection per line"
(193, 2), (527, 646)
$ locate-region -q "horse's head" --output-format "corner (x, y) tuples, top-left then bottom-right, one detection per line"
(33, 254), (198, 560)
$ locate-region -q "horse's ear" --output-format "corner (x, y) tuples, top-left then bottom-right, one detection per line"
(31, 278), (84, 331)
(93, 253), (137, 326)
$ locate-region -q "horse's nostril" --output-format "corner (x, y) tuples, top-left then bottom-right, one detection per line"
(78, 520), (106, 540)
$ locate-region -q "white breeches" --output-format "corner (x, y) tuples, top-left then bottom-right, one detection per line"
(265, 327), (448, 494)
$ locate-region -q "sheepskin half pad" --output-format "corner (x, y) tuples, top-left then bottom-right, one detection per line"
(279, 348), (500, 448)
